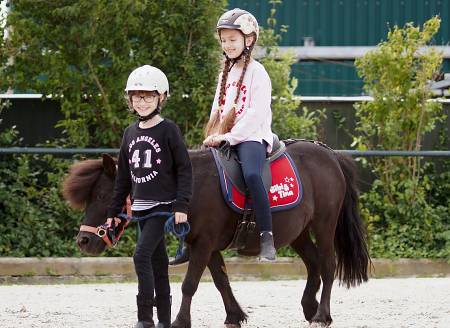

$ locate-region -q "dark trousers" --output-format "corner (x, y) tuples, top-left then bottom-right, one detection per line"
(236, 141), (273, 232)
(133, 209), (170, 302)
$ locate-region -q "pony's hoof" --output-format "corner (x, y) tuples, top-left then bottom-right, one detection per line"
(309, 322), (329, 328)
(302, 299), (319, 322)
(171, 318), (191, 328)
(310, 312), (332, 327)
(224, 324), (241, 328)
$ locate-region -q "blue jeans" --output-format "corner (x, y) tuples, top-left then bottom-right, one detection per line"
(236, 141), (272, 232)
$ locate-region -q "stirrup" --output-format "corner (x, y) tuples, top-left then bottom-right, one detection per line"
(169, 246), (189, 266)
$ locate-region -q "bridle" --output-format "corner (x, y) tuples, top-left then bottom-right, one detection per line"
(79, 196), (132, 248)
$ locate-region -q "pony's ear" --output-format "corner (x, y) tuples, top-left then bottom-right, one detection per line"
(102, 153), (116, 178)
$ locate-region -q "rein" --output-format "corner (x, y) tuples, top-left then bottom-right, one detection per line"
(79, 197), (190, 255)
(118, 211), (190, 257)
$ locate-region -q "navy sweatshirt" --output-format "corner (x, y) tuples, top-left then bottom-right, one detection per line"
(107, 119), (192, 217)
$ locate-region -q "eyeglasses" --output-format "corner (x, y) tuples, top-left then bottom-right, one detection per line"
(131, 94), (158, 103)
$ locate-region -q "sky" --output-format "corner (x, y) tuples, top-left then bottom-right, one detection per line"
(0, 0), (7, 36)
(0, 1), (6, 20)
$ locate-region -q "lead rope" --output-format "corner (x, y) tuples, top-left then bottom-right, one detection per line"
(116, 212), (190, 257)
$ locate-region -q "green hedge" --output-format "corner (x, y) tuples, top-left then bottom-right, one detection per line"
(1, 0), (227, 147)
(1, 125), (448, 258)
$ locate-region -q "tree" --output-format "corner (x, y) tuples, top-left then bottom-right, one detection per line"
(2, 0), (225, 147)
(354, 17), (449, 258)
(354, 17), (444, 189)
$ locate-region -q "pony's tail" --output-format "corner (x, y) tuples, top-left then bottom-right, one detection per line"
(334, 152), (371, 288)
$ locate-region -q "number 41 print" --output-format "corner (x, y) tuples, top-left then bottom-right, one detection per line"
(132, 149), (152, 168)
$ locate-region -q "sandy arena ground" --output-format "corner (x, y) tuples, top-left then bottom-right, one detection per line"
(1, 278), (449, 328)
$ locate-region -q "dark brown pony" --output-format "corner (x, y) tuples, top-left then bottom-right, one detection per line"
(62, 140), (370, 327)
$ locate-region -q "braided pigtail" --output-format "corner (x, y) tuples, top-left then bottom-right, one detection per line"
(218, 58), (231, 108)
(204, 58), (231, 137)
(205, 32), (257, 137)
(232, 40), (254, 105)
(204, 110), (220, 138)
(218, 35), (255, 134)
(218, 105), (236, 134)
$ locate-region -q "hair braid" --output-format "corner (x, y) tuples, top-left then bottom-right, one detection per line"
(204, 33), (257, 138)
(218, 58), (231, 108)
(204, 58), (231, 137)
(233, 41), (254, 105)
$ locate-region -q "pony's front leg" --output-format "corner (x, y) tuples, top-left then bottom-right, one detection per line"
(208, 251), (247, 327)
(171, 240), (212, 328)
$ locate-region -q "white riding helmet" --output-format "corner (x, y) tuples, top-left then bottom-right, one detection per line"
(125, 65), (169, 95)
(217, 8), (259, 40)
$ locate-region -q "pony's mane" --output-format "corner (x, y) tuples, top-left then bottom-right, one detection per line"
(62, 159), (104, 210)
(62, 149), (208, 210)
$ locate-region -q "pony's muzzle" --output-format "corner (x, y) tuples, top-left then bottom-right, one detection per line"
(76, 235), (90, 248)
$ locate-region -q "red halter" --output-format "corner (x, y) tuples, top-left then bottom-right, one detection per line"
(79, 196), (132, 247)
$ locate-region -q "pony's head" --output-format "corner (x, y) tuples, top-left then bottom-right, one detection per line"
(62, 154), (116, 255)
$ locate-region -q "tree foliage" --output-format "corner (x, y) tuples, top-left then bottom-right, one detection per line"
(354, 17), (449, 259)
(2, 0), (225, 147)
(354, 17), (444, 186)
(0, 0), (225, 257)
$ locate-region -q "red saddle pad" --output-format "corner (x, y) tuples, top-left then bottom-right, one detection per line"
(217, 152), (303, 213)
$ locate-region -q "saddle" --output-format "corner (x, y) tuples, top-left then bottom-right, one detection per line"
(211, 135), (298, 254)
(212, 134), (286, 195)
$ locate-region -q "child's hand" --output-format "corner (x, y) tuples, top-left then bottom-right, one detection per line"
(174, 212), (188, 224)
(106, 217), (120, 228)
(203, 134), (225, 147)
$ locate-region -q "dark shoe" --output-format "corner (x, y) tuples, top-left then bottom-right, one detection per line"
(136, 295), (155, 328)
(168, 245), (190, 266)
(155, 295), (171, 327)
(259, 231), (276, 261)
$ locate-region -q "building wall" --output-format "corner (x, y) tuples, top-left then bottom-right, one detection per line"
(1, 98), (63, 146)
(228, 0), (450, 96)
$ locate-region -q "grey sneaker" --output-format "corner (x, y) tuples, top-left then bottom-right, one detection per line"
(259, 231), (276, 261)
